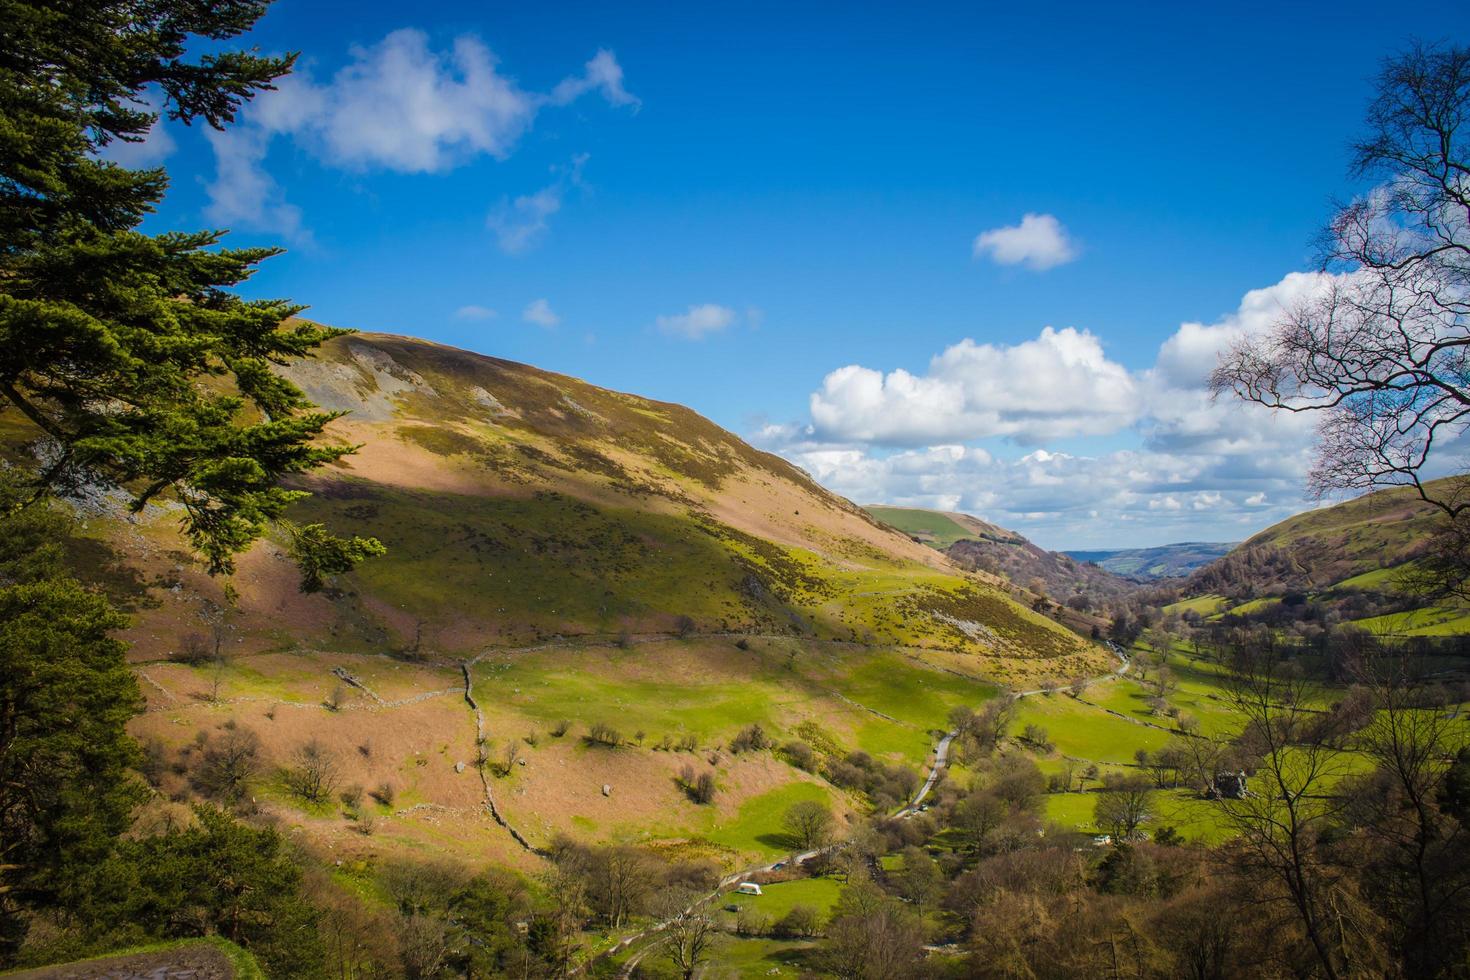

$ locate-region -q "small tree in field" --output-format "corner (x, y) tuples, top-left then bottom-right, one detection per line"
(1095, 776), (1154, 841)
(784, 800), (835, 850)
(285, 740), (340, 804)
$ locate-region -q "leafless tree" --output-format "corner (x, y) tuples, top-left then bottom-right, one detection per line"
(191, 724), (260, 804)
(1212, 44), (1470, 516)
(1094, 775), (1154, 841)
(1342, 652), (1470, 976)
(1214, 649), (1362, 980)
(285, 739), (340, 804)
(660, 891), (716, 979)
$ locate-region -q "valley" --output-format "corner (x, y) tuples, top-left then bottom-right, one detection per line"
(7, 13), (1470, 976)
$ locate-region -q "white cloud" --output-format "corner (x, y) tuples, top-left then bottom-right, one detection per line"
(548, 49), (640, 108)
(202, 127), (309, 243)
(756, 272), (1357, 548)
(656, 304), (739, 340)
(523, 298), (559, 327)
(205, 30), (636, 234)
(487, 154), (588, 254)
(809, 326), (1137, 445)
(973, 213), (1078, 270)
(453, 304), (497, 320)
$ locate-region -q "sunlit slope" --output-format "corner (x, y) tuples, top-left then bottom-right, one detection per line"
(1172, 478), (1470, 634)
(37, 329), (1110, 870)
(236, 331), (1095, 669)
(1185, 480), (1456, 597)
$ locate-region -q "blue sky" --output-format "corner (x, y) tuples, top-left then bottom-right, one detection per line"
(125, 1), (1466, 549)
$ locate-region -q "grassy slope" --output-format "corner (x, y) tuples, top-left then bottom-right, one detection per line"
(1172, 478), (1470, 633)
(864, 506), (988, 549)
(58, 330), (1104, 874)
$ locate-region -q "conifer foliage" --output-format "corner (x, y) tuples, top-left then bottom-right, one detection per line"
(0, 0), (382, 589)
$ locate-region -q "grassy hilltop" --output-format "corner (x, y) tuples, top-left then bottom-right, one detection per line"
(43, 330), (1105, 874)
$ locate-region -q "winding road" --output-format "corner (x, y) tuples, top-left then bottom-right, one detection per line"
(599, 641), (1131, 976)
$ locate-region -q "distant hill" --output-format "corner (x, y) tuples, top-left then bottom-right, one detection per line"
(864, 506), (1140, 627)
(1064, 542), (1235, 580)
(1167, 478), (1470, 636)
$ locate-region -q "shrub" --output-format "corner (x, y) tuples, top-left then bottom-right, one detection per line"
(773, 904), (822, 938)
(674, 614), (696, 638)
(735, 907), (769, 937)
(550, 719), (571, 738)
(1021, 724), (1053, 752)
(370, 782), (396, 807)
(587, 722), (622, 747)
(730, 724), (771, 754)
(339, 783), (364, 809)
(677, 765), (717, 804)
(782, 740), (817, 772)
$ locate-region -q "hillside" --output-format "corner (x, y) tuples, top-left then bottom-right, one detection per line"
(1167, 479), (1470, 635)
(45, 330), (1106, 875)
(864, 505), (1137, 611)
(1064, 542), (1234, 580)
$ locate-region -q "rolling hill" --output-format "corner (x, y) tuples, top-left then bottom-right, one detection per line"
(864, 505), (1138, 608)
(1063, 542), (1235, 580)
(1166, 479), (1470, 635)
(41, 330), (1107, 874)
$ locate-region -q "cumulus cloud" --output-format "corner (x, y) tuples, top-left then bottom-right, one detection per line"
(453, 304), (497, 320)
(205, 30), (636, 234)
(656, 304), (739, 340)
(757, 272), (1348, 547)
(973, 213), (1078, 270)
(523, 298), (560, 327)
(810, 326), (1137, 445)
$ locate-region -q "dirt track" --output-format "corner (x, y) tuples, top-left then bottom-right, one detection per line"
(5, 945), (236, 980)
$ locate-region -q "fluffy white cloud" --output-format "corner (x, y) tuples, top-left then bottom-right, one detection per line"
(523, 298), (560, 327)
(656, 303), (739, 340)
(973, 213), (1078, 270)
(205, 30), (635, 233)
(810, 326), (1137, 446)
(758, 272), (1350, 547)
(453, 304), (497, 320)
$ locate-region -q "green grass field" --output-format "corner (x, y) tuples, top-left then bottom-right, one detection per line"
(864, 506), (978, 548)
(1009, 693), (1174, 763)
(1353, 606), (1470, 636)
(722, 874), (845, 922)
(706, 781), (836, 857)
(1162, 594), (1228, 617)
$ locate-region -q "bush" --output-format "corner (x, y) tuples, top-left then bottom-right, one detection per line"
(782, 740), (817, 772)
(587, 722), (622, 747)
(736, 907), (769, 937)
(1021, 724), (1053, 752)
(773, 903), (822, 938)
(339, 783), (364, 809)
(730, 724), (771, 754)
(677, 765), (717, 804)
(370, 782), (395, 807)
(673, 614), (696, 637)
(550, 719), (571, 738)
